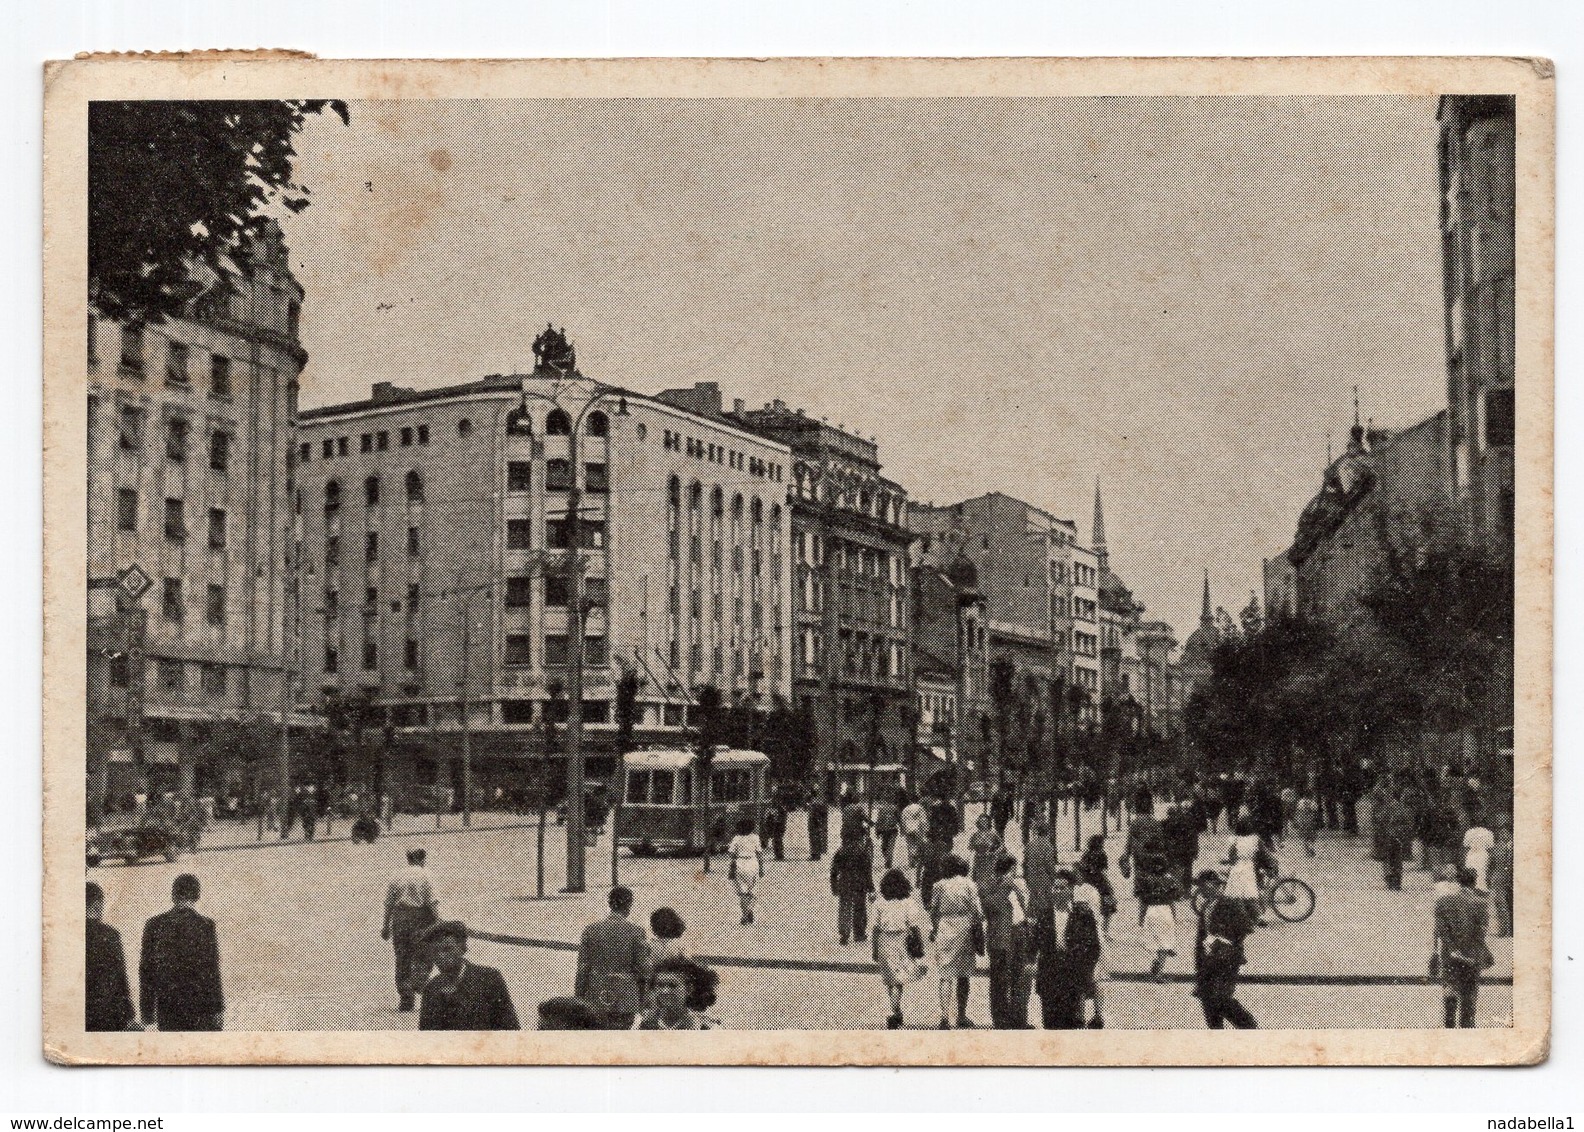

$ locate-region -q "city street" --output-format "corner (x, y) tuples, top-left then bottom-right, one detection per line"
(87, 802), (1512, 1031)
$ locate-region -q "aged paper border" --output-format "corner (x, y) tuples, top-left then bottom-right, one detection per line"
(42, 54), (1554, 1067)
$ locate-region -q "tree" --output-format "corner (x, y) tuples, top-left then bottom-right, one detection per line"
(89, 100), (348, 325)
(987, 656), (1018, 786)
(609, 667), (643, 885)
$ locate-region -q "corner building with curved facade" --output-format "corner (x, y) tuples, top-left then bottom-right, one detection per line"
(293, 366), (793, 797)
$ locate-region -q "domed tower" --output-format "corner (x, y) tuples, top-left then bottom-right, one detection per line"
(1177, 569), (1220, 704)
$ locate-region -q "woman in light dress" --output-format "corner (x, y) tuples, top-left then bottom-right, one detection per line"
(872, 868), (928, 1029)
(968, 813), (1004, 897)
(1224, 817), (1265, 925)
(726, 817), (764, 925)
(1462, 818), (1495, 892)
(929, 853), (985, 1029)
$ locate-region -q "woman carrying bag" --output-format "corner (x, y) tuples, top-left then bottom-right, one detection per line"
(872, 868), (928, 1029)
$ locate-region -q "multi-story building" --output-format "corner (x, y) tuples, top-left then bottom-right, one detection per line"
(1134, 619), (1181, 737)
(909, 541), (991, 785)
(1439, 95), (1516, 552)
(1092, 482), (1144, 703)
(87, 223), (307, 811)
(294, 346), (793, 797)
(714, 394), (914, 800)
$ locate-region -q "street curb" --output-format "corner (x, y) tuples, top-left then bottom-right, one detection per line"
(466, 929), (1513, 986)
(183, 820), (546, 853)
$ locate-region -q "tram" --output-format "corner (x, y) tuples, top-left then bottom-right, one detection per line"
(617, 747), (769, 855)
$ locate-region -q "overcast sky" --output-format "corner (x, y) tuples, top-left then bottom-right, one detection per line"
(281, 96), (1446, 636)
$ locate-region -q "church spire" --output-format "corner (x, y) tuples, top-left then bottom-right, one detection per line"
(1092, 478), (1109, 575)
(1201, 568), (1213, 628)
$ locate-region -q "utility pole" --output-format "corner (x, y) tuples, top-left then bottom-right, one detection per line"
(564, 422), (588, 893)
(460, 594), (472, 828)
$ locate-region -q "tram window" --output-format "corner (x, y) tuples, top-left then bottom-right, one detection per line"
(713, 768), (752, 803)
(626, 770), (651, 804)
(676, 770), (692, 806)
(650, 771), (675, 805)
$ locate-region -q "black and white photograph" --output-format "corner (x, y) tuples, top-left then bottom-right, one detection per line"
(43, 55), (1552, 1066)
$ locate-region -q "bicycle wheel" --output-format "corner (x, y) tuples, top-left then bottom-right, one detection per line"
(1270, 877), (1315, 922)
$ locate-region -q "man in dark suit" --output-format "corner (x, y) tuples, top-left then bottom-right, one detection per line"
(139, 873), (224, 1031)
(86, 882), (138, 1031)
(417, 921), (520, 1030)
(1034, 870), (1102, 1030)
(1192, 870), (1257, 1029)
(573, 886), (650, 1029)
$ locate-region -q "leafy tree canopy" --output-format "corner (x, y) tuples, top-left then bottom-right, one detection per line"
(89, 99), (348, 325)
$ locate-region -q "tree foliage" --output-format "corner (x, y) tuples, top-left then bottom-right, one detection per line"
(88, 99), (348, 325)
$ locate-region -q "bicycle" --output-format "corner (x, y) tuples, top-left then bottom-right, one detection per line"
(1191, 868), (1316, 923)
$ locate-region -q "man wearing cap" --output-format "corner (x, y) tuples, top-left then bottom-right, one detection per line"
(139, 873), (224, 1031)
(417, 921), (520, 1030)
(1192, 870), (1257, 1029)
(382, 847), (439, 1012)
(85, 882), (138, 1031)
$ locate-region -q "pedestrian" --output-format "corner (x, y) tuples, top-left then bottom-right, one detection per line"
(1203, 778), (1225, 834)
(806, 795), (829, 861)
(574, 886), (650, 1030)
(417, 921), (520, 1030)
(1191, 870), (1257, 1029)
(899, 792), (928, 868)
(647, 907), (689, 965)
(300, 786), (319, 841)
(871, 868), (927, 1029)
(638, 957), (719, 1030)
(928, 791), (962, 851)
(1161, 803), (1197, 893)
(262, 790), (278, 833)
(138, 873), (224, 1032)
(841, 796), (870, 844)
(536, 996), (605, 1030)
(1293, 790), (1320, 858)
(1076, 833), (1118, 939)
(1376, 790), (1413, 892)
(726, 817), (764, 925)
(915, 832), (949, 909)
(830, 833), (875, 945)
(929, 853), (984, 1029)
(760, 795), (787, 862)
(874, 793), (901, 869)
(381, 847), (439, 1012)
(1432, 866), (1493, 1028)
(1034, 869), (1102, 1030)
(1120, 790), (1166, 923)
(1488, 817), (1514, 938)
(85, 882), (138, 1032)
(983, 854), (1030, 1029)
(1463, 816), (1496, 893)
(991, 784), (1015, 842)
(1071, 874), (1109, 1027)
(1022, 817), (1058, 924)
(133, 786), (148, 826)
(1223, 817), (1265, 925)
(967, 812), (1003, 898)
(1139, 864), (1180, 983)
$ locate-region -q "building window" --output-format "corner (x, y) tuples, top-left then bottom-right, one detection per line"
(507, 461), (532, 492)
(210, 354), (231, 398)
(365, 531), (379, 562)
(407, 526), (420, 557)
(505, 576), (532, 608)
(664, 703), (684, 727)
(164, 341), (189, 385)
(404, 639), (419, 670)
(586, 411), (609, 437)
(322, 438), (334, 459)
(364, 585), (379, 609)
(376, 430), (389, 451)
(164, 417), (189, 463)
(584, 463), (608, 493)
(116, 488), (138, 532)
(585, 576), (607, 608)
(208, 508), (227, 549)
(118, 406), (144, 450)
(106, 653), (129, 688)
(546, 459), (574, 492)
(364, 475), (380, 507)
(298, 441), (311, 463)
(543, 634), (569, 666)
(360, 433), (373, 454)
(161, 578), (183, 621)
(544, 575), (570, 607)
(546, 409), (571, 436)
(201, 663), (227, 697)
(417, 425), (429, 445)
(119, 324), (144, 373)
(337, 437), (349, 457)
(507, 519), (532, 550)
(581, 521), (606, 550)
(159, 659), (184, 691)
(404, 470), (423, 503)
(1486, 387), (1515, 448)
(400, 426), (413, 447)
(287, 299), (301, 337)
(325, 589), (339, 617)
(505, 634), (533, 666)
(362, 638), (378, 670)
(324, 645), (339, 673)
(457, 418), (473, 438)
(546, 518), (570, 549)
(502, 700), (534, 724)
(206, 584), (225, 626)
(209, 430), (231, 474)
(163, 498), (186, 541)
(325, 534), (340, 568)
(407, 582), (420, 607)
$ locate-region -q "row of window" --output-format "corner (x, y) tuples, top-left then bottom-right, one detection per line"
(1073, 630), (1098, 657)
(94, 321), (235, 400)
(106, 655), (233, 697)
(115, 490), (231, 549)
(307, 425), (431, 462)
(155, 578), (228, 627)
(661, 428), (784, 481)
(323, 633), (609, 674)
(115, 406), (234, 472)
(1073, 563), (1098, 588)
(507, 460), (608, 494)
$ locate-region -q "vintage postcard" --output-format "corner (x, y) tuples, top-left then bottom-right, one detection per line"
(42, 56), (1552, 1066)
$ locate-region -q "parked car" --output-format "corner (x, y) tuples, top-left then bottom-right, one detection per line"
(87, 825), (178, 868)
